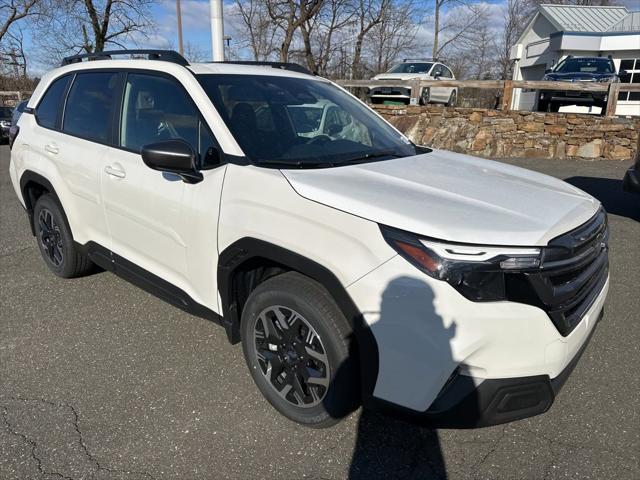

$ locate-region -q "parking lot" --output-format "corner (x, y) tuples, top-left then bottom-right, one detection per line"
(1, 144), (638, 480)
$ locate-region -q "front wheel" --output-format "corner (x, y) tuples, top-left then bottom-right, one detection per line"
(240, 272), (359, 428)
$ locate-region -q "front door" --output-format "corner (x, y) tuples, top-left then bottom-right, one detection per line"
(101, 71), (225, 308)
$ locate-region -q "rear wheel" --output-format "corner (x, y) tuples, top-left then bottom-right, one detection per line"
(447, 90), (457, 107)
(419, 88), (431, 106)
(240, 272), (358, 428)
(33, 194), (94, 278)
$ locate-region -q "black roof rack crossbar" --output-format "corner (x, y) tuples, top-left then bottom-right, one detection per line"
(61, 49), (189, 67)
(211, 61), (312, 75)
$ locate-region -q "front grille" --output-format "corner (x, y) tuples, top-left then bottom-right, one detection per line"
(525, 209), (609, 336)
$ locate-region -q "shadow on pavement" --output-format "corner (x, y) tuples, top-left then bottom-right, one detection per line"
(565, 176), (639, 222)
(335, 276), (456, 479)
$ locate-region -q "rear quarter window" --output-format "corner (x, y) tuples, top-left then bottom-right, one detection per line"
(35, 75), (71, 130)
(63, 72), (119, 143)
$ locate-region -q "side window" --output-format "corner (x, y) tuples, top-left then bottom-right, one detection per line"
(199, 121), (221, 169)
(432, 65), (444, 77)
(35, 75), (71, 130)
(441, 66), (453, 78)
(63, 72), (119, 143)
(120, 73), (198, 153)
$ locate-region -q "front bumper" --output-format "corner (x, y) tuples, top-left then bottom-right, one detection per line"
(539, 90), (607, 105)
(623, 167), (639, 193)
(372, 309), (602, 428)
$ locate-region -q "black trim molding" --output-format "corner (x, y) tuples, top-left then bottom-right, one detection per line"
(217, 237), (380, 402)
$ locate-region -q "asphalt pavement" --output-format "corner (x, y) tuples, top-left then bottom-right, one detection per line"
(1, 145), (639, 480)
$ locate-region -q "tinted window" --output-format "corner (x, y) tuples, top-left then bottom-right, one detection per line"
(63, 72), (119, 142)
(0, 107), (11, 119)
(441, 66), (453, 78)
(198, 74), (419, 167)
(554, 58), (614, 74)
(387, 62), (433, 74)
(120, 73), (198, 153)
(36, 76), (70, 129)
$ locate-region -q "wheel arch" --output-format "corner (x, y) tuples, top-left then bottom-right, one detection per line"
(217, 237), (379, 401)
(19, 170), (64, 236)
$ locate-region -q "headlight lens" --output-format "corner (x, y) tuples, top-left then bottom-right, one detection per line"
(598, 75), (616, 83)
(542, 74), (552, 81)
(381, 226), (541, 302)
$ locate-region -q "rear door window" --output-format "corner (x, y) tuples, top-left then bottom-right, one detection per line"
(36, 75), (71, 130)
(63, 72), (119, 143)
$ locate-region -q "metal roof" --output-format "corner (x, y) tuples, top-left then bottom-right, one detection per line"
(539, 4), (629, 32)
(607, 11), (640, 32)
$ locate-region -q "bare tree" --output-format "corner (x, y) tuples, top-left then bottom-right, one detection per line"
(234, 0), (280, 61)
(265, 0), (324, 62)
(299, 0), (354, 74)
(367, 0), (419, 74)
(351, 0), (389, 78)
(432, 2), (489, 59)
(0, 0), (40, 42)
(33, 0), (155, 63)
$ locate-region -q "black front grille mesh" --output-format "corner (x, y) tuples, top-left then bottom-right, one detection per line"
(525, 209), (609, 336)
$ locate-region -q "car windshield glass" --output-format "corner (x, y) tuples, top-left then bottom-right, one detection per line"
(554, 58), (613, 74)
(386, 62), (433, 74)
(0, 107), (12, 118)
(197, 74), (422, 167)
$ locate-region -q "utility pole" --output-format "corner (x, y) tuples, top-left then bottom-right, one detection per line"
(176, 0), (184, 55)
(210, 0), (225, 61)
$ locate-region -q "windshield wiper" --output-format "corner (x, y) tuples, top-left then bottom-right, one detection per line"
(256, 159), (339, 169)
(336, 150), (405, 165)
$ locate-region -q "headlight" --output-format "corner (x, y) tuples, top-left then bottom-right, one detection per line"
(381, 226), (541, 302)
(598, 76), (616, 83)
(542, 74), (552, 81)
(0, 120), (10, 127)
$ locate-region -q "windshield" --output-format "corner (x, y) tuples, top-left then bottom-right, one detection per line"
(0, 107), (12, 119)
(386, 62), (433, 74)
(197, 74), (421, 167)
(554, 58), (614, 74)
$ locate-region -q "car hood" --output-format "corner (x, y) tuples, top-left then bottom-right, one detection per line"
(372, 74), (423, 81)
(282, 150), (600, 246)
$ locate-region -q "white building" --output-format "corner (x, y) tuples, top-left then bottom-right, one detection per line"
(510, 4), (640, 116)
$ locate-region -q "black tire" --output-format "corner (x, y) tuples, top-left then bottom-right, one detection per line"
(370, 97), (383, 104)
(419, 87), (430, 106)
(33, 194), (94, 278)
(537, 100), (549, 112)
(548, 102), (560, 113)
(447, 90), (457, 107)
(240, 271), (358, 428)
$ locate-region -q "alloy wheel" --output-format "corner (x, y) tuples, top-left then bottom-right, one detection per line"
(38, 208), (64, 267)
(253, 305), (330, 408)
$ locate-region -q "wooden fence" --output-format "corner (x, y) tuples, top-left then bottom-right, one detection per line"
(335, 79), (640, 117)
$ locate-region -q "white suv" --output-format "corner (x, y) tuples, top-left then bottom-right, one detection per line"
(9, 50), (609, 428)
(370, 59), (458, 106)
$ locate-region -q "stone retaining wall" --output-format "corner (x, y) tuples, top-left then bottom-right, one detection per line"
(373, 105), (640, 161)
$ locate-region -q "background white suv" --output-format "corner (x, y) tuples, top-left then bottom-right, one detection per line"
(369, 59), (458, 106)
(9, 50), (608, 429)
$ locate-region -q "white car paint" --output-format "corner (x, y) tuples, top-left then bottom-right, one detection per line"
(371, 62), (457, 104)
(282, 149), (599, 246)
(10, 58), (608, 421)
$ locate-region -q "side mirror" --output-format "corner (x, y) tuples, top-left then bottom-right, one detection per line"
(433, 73), (441, 79)
(141, 139), (203, 184)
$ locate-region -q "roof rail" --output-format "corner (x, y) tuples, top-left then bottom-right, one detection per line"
(61, 49), (189, 67)
(403, 58), (438, 62)
(211, 61), (312, 75)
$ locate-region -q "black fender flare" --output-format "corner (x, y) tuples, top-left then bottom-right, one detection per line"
(217, 237), (379, 401)
(19, 170), (64, 236)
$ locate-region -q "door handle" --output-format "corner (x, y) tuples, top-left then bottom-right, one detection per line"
(104, 164), (126, 178)
(45, 143), (58, 154)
